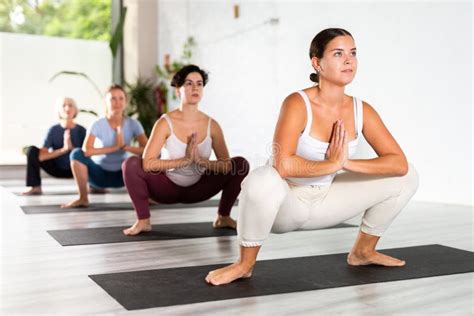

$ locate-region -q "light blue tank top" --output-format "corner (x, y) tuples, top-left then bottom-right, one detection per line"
(285, 90), (363, 186)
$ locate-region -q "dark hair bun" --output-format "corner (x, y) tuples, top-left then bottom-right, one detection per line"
(309, 73), (319, 83)
(171, 64), (209, 88)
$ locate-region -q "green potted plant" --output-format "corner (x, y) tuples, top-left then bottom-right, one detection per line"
(155, 36), (196, 114)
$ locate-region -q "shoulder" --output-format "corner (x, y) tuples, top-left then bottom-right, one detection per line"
(125, 117), (141, 126)
(165, 110), (180, 120)
(46, 124), (61, 136)
(90, 117), (107, 132)
(74, 124), (87, 132)
(92, 117), (107, 126)
(49, 123), (62, 131)
(279, 92), (306, 118)
(360, 100), (379, 117)
(151, 114), (171, 134)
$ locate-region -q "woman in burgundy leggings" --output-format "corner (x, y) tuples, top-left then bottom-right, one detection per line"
(122, 65), (249, 235)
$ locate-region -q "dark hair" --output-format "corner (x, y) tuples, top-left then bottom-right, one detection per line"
(106, 83), (127, 97)
(309, 28), (353, 83)
(171, 64), (208, 88)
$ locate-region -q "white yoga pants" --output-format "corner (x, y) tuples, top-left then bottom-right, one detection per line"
(237, 163), (419, 247)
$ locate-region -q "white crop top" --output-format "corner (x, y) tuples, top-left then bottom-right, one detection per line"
(161, 114), (213, 187)
(285, 90), (363, 186)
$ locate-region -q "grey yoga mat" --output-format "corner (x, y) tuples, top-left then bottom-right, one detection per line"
(21, 200), (233, 214)
(48, 222), (357, 246)
(89, 244), (474, 310)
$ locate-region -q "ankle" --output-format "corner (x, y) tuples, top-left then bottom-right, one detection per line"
(352, 247), (375, 257)
(237, 260), (255, 272)
(138, 218), (151, 225)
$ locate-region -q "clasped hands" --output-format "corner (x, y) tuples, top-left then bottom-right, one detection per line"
(325, 119), (350, 170)
(185, 132), (206, 166)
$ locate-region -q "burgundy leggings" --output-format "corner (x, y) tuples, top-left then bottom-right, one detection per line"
(122, 156), (250, 219)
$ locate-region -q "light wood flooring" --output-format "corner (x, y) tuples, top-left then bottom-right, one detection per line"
(0, 168), (472, 315)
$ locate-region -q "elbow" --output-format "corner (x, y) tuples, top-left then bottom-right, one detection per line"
(275, 166), (289, 178)
(274, 159), (289, 178)
(396, 159), (409, 176)
(82, 148), (92, 157)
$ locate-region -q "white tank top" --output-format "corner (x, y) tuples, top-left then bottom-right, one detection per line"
(285, 90), (363, 186)
(161, 114), (213, 187)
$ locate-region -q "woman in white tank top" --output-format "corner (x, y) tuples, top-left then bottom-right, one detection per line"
(122, 65), (249, 236)
(206, 28), (419, 285)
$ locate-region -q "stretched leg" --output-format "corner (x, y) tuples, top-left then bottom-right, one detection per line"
(23, 146), (42, 195)
(61, 149), (90, 208)
(206, 164), (308, 285)
(301, 163), (419, 266)
(183, 156), (250, 229)
(122, 157), (181, 235)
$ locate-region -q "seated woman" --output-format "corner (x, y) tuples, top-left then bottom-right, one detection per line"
(206, 28), (419, 285)
(122, 64), (249, 235)
(22, 97), (86, 195)
(61, 84), (148, 208)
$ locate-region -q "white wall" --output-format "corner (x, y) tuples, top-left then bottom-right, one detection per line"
(0, 32), (112, 164)
(157, 0), (472, 206)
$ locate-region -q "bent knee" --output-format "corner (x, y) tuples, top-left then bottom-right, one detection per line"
(403, 163), (419, 193)
(231, 156), (250, 176)
(122, 156), (143, 174)
(26, 146), (39, 157)
(70, 148), (85, 161)
(242, 165), (286, 201)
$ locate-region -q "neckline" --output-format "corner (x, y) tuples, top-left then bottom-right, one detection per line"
(302, 133), (359, 145)
(170, 134), (211, 146)
(298, 90), (359, 145)
(106, 116), (125, 130)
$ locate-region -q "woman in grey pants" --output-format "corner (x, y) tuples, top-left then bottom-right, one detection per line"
(206, 28), (419, 285)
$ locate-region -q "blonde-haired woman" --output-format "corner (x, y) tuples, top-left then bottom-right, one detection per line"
(22, 97), (86, 195)
(62, 84), (148, 208)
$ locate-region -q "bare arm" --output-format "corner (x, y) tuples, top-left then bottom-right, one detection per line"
(142, 117), (191, 172)
(123, 133), (148, 156)
(273, 93), (342, 178)
(38, 147), (69, 162)
(343, 102), (408, 176)
(196, 119), (232, 173)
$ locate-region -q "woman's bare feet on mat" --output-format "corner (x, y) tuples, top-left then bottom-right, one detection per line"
(205, 262), (253, 286)
(21, 186), (42, 195)
(347, 250), (405, 267)
(89, 187), (109, 194)
(123, 219), (152, 236)
(61, 198), (89, 208)
(213, 215), (237, 229)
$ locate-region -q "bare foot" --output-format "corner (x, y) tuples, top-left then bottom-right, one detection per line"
(123, 219), (152, 236)
(213, 215), (237, 229)
(347, 250), (406, 267)
(148, 198), (159, 205)
(205, 262), (253, 286)
(22, 187), (42, 195)
(89, 187), (109, 194)
(61, 198), (89, 209)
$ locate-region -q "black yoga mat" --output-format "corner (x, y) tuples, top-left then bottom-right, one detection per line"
(90, 244), (474, 310)
(21, 200), (232, 214)
(48, 222), (357, 246)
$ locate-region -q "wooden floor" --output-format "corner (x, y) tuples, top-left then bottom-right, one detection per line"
(0, 172), (473, 315)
